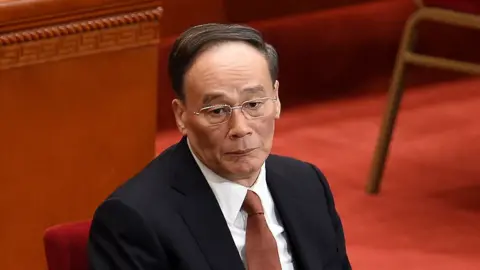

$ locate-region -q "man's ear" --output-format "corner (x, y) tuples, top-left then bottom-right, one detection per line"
(274, 80), (281, 119)
(172, 99), (187, 135)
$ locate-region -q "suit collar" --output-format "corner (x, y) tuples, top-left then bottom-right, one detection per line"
(169, 136), (245, 270)
(266, 158), (335, 270)
(186, 138), (248, 224)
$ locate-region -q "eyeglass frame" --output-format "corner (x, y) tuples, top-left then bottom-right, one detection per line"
(192, 96), (278, 125)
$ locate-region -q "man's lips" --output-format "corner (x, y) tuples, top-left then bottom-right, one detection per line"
(225, 148), (257, 155)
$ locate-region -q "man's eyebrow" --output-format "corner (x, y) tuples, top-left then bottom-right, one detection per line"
(242, 85), (265, 94)
(201, 85), (265, 105)
(202, 93), (226, 106)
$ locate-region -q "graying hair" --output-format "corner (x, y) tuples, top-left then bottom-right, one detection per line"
(168, 23), (279, 100)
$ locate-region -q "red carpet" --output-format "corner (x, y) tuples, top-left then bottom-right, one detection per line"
(154, 78), (480, 269)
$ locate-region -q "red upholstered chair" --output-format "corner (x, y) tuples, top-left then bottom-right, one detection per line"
(367, 0), (480, 194)
(424, 0), (480, 14)
(43, 221), (91, 270)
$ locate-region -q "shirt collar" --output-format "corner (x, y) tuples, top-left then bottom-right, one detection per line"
(187, 139), (267, 224)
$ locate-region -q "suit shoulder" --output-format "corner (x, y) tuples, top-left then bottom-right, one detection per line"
(267, 154), (314, 171)
(267, 154), (323, 178)
(267, 154), (331, 184)
(267, 154), (335, 202)
(102, 143), (178, 210)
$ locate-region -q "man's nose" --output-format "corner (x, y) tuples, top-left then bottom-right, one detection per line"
(227, 109), (253, 139)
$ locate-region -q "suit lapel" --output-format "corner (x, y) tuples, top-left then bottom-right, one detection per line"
(266, 158), (337, 270)
(169, 137), (244, 270)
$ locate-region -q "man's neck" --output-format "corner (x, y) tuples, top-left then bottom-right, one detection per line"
(229, 171), (261, 187)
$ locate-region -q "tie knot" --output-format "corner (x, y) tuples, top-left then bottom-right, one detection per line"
(242, 190), (264, 216)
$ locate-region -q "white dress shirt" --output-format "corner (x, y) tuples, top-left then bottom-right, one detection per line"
(188, 141), (295, 269)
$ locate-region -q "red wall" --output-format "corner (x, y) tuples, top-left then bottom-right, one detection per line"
(161, 0), (227, 36)
(160, 0), (381, 36)
(223, 0), (375, 22)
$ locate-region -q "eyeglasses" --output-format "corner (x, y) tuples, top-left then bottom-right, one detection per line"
(193, 97), (278, 125)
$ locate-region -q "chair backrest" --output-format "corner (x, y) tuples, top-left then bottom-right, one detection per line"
(43, 221), (92, 270)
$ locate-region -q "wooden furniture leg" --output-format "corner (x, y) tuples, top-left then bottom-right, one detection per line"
(366, 14), (419, 194)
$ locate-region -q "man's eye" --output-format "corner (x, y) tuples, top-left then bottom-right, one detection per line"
(207, 107), (228, 115)
(245, 101), (263, 109)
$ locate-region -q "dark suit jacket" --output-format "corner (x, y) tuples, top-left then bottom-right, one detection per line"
(88, 136), (351, 270)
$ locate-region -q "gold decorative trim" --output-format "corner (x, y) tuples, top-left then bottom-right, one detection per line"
(0, 7), (162, 70)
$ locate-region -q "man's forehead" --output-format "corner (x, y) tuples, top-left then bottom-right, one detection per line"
(194, 42), (266, 67)
(183, 42), (272, 103)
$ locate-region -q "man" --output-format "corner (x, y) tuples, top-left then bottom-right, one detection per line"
(88, 23), (351, 270)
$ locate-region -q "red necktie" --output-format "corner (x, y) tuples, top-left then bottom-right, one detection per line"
(242, 190), (282, 270)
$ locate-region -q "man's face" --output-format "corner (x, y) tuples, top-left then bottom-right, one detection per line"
(172, 42), (280, 183)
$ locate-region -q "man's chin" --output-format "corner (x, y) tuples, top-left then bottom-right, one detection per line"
(223, 162), (260, 178)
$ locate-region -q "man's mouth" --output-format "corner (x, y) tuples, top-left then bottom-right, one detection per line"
(226, 148), (256, 155)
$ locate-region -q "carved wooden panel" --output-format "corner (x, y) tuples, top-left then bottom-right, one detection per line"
(0, 7), (162, 70)
(0, 5), (162, 270)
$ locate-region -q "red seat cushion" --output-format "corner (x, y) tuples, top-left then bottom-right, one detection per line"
(43, 221), (91, 270)
(423, 0), (480, 14)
